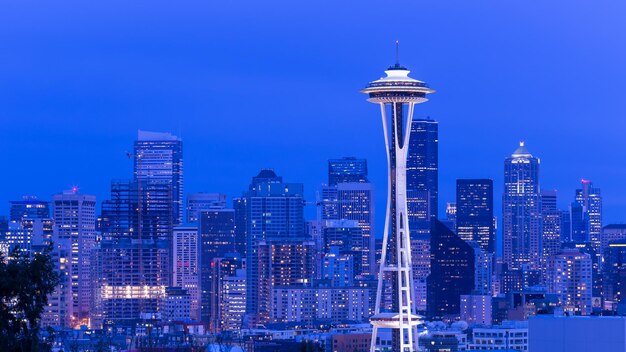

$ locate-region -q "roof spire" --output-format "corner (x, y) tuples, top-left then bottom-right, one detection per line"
(395, 40), (400, 66)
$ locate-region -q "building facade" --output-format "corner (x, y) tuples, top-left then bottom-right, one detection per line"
(456, 179), (495, 253)
(52, 189), (97, 324)
(503, 142), (541, 271)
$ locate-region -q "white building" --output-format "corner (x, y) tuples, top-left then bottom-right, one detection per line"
(529, 316), (626, 352)
(548, 248), (593, 315)
(221, 268), (246, 331)
(161, 287), (191, 322)
(52, 189), (96, 325)
(41, 237), (73, 328)
(460, 294), (492, 326)
(172, 226), (200, 320)
(468, 320), (528, 351)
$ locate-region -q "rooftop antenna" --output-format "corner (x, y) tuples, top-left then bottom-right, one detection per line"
(395, 40), (400, 66)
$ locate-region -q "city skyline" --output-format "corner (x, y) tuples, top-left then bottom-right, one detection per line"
(2, 1), (626, 232)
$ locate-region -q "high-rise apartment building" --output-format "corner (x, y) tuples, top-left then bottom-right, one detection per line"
(172, 226), (200, 321)
(134, 130), (183, 225)
(257, 239), (315, 324)
(210, 253), (245, 331)
(503, 142), (541, 271)
(52, 189), (96, 324)
(220, 268), (247, 331)
(548, 248), (593, 315)
(456, 179), (495, 253)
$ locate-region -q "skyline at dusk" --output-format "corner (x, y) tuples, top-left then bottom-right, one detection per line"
(2, 1), (626, 231)
(3, 2), (626, 351)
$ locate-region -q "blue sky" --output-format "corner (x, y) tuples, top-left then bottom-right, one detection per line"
(1, 1), (626, 239)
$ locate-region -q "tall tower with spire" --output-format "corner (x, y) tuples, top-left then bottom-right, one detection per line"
(361, 43), (434, 352)
(503, 141), (541, 271)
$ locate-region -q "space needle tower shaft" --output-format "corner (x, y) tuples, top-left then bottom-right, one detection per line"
(361, 43), (435, 352)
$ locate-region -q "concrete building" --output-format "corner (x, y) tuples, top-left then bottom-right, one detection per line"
(468, 320), (528, 351)
(52, 189), (97, 324)
(548, 248), (593, 315)
(161, 287), (191, 322)
(172, 226), (200, 320)
(460, 295), (492, 326)
(271, 286), (370, 323)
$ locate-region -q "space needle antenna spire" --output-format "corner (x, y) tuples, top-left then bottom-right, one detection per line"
(396, 40), (400, 66)
(361, 44), (435, 352)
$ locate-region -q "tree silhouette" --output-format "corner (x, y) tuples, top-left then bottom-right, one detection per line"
(0, 245), (60, 352)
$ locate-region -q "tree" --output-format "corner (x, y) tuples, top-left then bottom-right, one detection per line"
(0, 245), (60, 352)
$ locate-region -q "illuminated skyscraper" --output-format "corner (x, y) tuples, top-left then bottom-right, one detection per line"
(361, 46), (434, 352)
(406, 118), (438, 236)
(328, 157), (369, 186)
(574, 180), (603, 254)
(540, 190), (562, 272)
(241, 169), (305, 324)
(548, 248), (593, 315)
(172, 226), (201, 320)
(503, 142), (541, 271)
(52, 189), (96, 324)
(200, 209), (236, 322)
(134, 130), (184, 225)
(93, 179), (172, 327)
(456, 179), (495, 253)
(320, 182), (375, 275)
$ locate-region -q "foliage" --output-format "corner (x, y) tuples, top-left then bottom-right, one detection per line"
(0, 245), (60, 352)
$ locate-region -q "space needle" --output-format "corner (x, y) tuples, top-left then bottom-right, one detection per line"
(361, 43), (434, 352)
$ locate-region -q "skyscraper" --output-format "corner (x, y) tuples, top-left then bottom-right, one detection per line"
(328, 157), (369, 186)
(427, 220), (475, 319)
(603, 239), (626, 304)
(210, 253), (245, 332)
(241, 169), (305, 324)
(406, 118), (438, 233)
(320, 182), (375, 275)
(503, 142), (541, 271)
(93, 179), (173, 327)
(256, 239), (315, 324)
(574, 180), (603, 254)
(172, 225), (201, 320)
(456, 179), (495, 253)
(548, 248), (593, 315)
(200, 209), (236, 322)
(134, 130), (184, 225)
(540, 190), (562, 272)
(186, 193), (227, 224)
(52, 189), (96, 324)
(362, 50), (434, 352)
